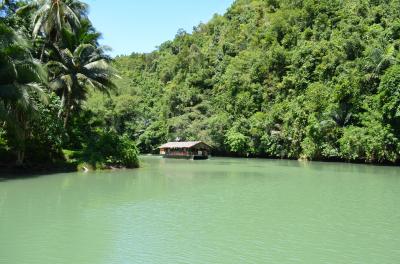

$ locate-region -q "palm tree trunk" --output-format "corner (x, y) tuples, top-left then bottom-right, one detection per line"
(63, 92), (71, 128)
(15, 111), (27, 166)
(40, 43), (46, 62)
(16, 150), (25, 166)
(63, 109), (70, 128)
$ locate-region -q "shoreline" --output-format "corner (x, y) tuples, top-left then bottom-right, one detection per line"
(1, 154), (398, 180)
(143, 153), (400, 167)
(0, 161), (138, 180)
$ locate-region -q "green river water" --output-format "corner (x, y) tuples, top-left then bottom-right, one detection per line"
(0, 156), (400, 263)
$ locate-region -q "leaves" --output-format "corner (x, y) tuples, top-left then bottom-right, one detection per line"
(106, 0), (400, 163)
(0, 0), (127, 167)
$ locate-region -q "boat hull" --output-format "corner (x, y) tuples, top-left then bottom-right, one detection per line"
(163, 155), (209, 160)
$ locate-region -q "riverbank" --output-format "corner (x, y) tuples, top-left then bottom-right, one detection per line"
(209, 152), (400, 166)
(0, 162), (77, 180)
(0, 149), (140, 179)
(148, 152), (400, 166)
(1, 152), (398, 179)
(0, 162), (137, 180)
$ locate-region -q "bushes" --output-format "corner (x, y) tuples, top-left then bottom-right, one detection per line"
(80, 129), (139, 169)
(339, 123), (399, 163)
(25, 93), (65, 163)
(0, 127), (8, 151)
(225, 128), (252, 156)
(137, 121), (168, 153)
(335, 65), (400, 163)
(378, 65), (400, 129)
(118, 134), (140, 168)
(59, 105), (141, 170)
(0, 127), (12, 164)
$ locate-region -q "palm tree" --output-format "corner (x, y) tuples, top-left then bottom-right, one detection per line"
(47, 41), (117, 127)
(60, 18), (103, 49)
(0, 22), (47, 165)
(19, 0), (88, 40)
(17, 0), (88, 60)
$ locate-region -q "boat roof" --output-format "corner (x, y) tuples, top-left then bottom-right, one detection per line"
(158, 141), (210, 149)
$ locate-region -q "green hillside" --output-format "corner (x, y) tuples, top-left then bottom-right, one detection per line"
(88, 0), (400, 163)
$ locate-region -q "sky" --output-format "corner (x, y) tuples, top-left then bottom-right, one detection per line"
(85, 0), (235, 57)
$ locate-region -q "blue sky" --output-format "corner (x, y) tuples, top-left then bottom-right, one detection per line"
(85, 0), (234, 56)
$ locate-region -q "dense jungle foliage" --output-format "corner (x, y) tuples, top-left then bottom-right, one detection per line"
(88, 0), (400, 163)
(0, 0), (139, 169)
(2, 0), (400, 168)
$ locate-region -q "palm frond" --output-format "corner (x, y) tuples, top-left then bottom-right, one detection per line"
(47, 60), (69, 72)
(83, 59), (110, 71)
(63, 4), (81, 29)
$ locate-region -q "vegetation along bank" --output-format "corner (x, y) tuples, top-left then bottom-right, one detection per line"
(0, 0), (139, 171)
(1, 0), (400, 172)
(93, 0), (400, 163)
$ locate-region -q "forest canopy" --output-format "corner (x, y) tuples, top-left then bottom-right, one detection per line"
(89, 0), (400, 163)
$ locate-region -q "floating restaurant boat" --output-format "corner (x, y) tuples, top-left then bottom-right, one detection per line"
(158, 141), (211, 160)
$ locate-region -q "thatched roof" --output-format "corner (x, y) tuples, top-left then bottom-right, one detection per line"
(158, 141), (210, 149)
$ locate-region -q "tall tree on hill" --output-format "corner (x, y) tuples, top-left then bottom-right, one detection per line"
(47, 39), (117, 127)
(0, 22), (47, 165)
(18, 0), (87, 40)
(17, 0), (88, 60)
(17, 0), (116, 128)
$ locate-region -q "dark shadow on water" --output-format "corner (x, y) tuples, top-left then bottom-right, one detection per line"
(0, 163), (78, 182)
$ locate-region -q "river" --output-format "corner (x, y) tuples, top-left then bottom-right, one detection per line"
(0, 156), (399, 263)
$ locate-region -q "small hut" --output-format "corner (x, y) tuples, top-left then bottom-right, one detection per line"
(158, 141), (211, 160)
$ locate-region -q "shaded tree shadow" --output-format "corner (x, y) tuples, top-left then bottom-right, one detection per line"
(0, 163), (78, 182)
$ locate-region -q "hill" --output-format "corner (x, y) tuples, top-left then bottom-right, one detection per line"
(87, 0), (400, 163)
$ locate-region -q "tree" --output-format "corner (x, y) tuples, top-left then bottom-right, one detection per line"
(17, 0), (88, 61)
(18, 0), (88, 41)
(378, 65), (400, 131)
(106, 0), (400, 164)
(0, 22), (47, 165)
(1, 0), (138, 169)
(47, 42), (117, 127)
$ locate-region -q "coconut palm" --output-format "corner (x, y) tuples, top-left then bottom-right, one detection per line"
(60, 18), (103, 50)
(17, 0), (88, 62)
(47, 41), (117, 127)
(0, 22), (47, 165)
(18, 0), (88, 41)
